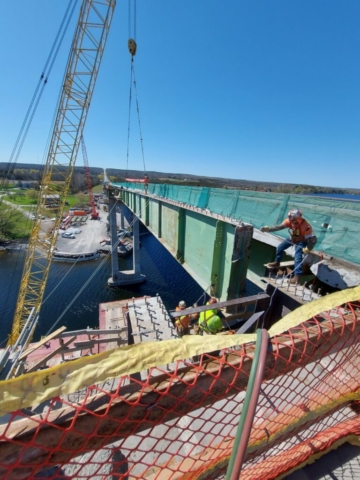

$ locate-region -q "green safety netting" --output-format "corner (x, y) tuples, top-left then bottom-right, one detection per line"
(114, 183), (360, 266)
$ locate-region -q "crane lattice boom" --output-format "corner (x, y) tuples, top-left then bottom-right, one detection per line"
(9, 0), (117, 346)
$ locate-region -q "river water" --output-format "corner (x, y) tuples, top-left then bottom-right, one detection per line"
(0, 230), (207, 344)
(309, 193), (360, 201)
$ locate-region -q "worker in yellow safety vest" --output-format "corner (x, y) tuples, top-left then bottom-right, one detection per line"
(197, 297), (224, 335)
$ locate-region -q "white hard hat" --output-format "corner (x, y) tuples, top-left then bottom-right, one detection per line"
(179, 300), (186, 308)
(288, 209), (302, 221)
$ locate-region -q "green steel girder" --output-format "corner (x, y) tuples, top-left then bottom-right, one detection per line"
(227, 225), (253, 298)
(158, 202), (162, 238)
(210, 221), (226, 298)
(148, 199), (161, 237)
(117, 191), (253, 300)
(145, 198), (150, 226)
(176, 208), (185, 263)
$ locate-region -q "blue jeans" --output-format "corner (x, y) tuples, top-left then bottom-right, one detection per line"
(275, 238), (307, 276)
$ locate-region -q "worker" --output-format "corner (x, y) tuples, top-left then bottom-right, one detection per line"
(197, 297), (224, 335)
(260, 209), (317, 284)
(175, 300), (198, 337)
(144, 174), (149, 195)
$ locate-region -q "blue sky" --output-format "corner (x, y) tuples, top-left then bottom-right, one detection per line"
(0, 1), (359, 189)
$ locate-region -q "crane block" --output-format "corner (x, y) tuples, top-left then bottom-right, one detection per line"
(128, 38), (137, 56)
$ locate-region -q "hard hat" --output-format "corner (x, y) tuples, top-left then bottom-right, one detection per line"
(208, 297), (217, 304)
(288, 209), (302, 221)
(179, 300), (186, 309)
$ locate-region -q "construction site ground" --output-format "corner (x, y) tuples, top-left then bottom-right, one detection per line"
(55, 206), (108, 254)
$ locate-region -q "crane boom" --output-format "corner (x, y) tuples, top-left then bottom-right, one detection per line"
(81, 136), (99, 220)
(9, 0), (117, 346)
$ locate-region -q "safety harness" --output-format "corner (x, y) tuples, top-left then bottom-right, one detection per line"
(199, 311), (217, 334)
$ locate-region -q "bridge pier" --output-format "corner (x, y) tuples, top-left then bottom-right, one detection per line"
(107, 198), (146, 287)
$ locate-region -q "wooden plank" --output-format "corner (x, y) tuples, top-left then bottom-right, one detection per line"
(1, 310), (359, 475)
(264, 261), (294, 268)
(89, 337), (128, 345)
(73, 341), (95, 349)
(57, 327), (127, 338)
(26, 336), (77, 374)
(18, 327), (67, 361)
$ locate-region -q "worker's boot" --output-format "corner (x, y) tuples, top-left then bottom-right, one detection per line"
(289, 275), (300, 284)
(267, 261), (280, 268)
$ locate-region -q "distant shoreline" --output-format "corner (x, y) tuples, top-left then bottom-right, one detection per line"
(306, 193), (360, 202)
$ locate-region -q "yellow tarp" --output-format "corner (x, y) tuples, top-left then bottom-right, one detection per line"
(0, 286), (359, 416)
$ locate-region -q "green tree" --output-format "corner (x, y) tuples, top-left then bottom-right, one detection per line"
(8, 192), (18, 201)
(0, 203), (24, 243)
(25, 189), (39, 203)
(76, 193), (89, 206)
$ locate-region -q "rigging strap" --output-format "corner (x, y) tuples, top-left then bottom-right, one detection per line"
(125, 0), (146, 180)
(125, 46), (147, 179)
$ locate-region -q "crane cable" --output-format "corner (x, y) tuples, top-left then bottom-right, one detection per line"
(126, 0), (136, 179)
(125, 0), (147, 179)
(125, 60), (133, 180)
(1, 0), (78, 185)
(128, 0), (137, 41)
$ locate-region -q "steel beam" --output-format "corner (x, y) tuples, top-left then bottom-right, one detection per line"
(119, 191), (254, 300)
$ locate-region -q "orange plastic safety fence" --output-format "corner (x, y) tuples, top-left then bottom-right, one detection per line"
(0, 301), (360, 479)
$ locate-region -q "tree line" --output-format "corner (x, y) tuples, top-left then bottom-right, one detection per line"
(1, 162), (359, 196)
